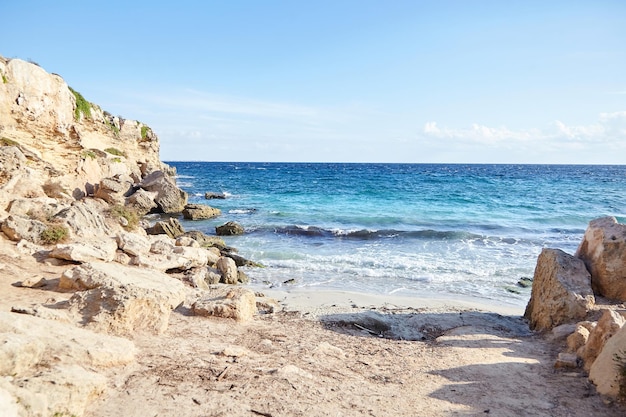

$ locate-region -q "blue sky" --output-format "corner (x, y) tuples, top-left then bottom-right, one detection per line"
(3, 1), (626, 163)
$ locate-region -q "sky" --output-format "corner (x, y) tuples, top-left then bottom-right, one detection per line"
(3, 0), (626, 163)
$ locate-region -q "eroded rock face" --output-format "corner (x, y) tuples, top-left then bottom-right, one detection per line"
(0, 146), (26, 187)
(579, 309), (625, 371)
(60, 261), (186, 335)
(524, 248), (595, 331)
(192, 286), (257, 322)
(0, 215), (47, 244)
(53, 199), (114, 238)
(589, 321), (626, 398)
(576, 216), (626, 301)
(0, 311), (136, 417)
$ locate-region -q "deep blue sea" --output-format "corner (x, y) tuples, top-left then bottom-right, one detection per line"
(167, 162), (626, 307)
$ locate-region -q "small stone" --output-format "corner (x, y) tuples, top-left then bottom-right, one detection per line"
(18, 275), (47, 288)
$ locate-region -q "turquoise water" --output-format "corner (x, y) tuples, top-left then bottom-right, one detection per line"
(167, 162), (626, 307)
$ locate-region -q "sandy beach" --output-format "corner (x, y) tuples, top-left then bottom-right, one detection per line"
(2, 239), (621, 417)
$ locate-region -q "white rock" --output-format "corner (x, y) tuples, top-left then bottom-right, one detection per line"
(50, 238), (118, 263)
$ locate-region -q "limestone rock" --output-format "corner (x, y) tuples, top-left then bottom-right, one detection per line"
(116, 231), (151, 256)
(49, 238), (118, 263)
(576, 216), (626, 301)
(62, 261), (186, 335)
(579, 309), (625, 371)
(183, 230), (228, 249)
(146, 217), (185, 238)
(589, 322), (626, 398)
(133, 244), (217, 272)
(175, 235), (200, 247)
(125, 188), (158, 215)
(139, 170), (188, 213)
(7, 197), (67, 219)
(0, 311), (136, 417)
(182, 203), (221, 220)
(94, 175), (134, 205)
(192, 286), (257, 322)
(0, 146), (26, 188)
(1, 215), (47, 244)
(217, 256), (238, 284)
(216, 221), (245, 236)
(567, 324), (590, 353)
(53, 199), (114, 238)
(524, 248), (595, 331)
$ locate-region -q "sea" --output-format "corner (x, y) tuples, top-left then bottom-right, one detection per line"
(166, 162), (626, 308)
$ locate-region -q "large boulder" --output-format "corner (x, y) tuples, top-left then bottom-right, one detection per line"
(182, 203), (221, 220)
(576, 216), (626, 301)
(1, 215), (47, 244)
(579, 309), (625, 371)
(61, 261), (186, 335)
(192, 286), (257, 322)
(94, 175), (134, 205)
(116, 231), (151, 257)
(132, 243), (218, 272)
(145, 217), (185, 238)
(217, 256), (238, 284)
(139, 170), (187, 213)
(524, 248), (595, 331)
(216, 221), (245, 236)
(589, 320), (626, 399)
(7, 197), (67, 219)
(49, 238), (118, 263)
(125, 188), (158, 215)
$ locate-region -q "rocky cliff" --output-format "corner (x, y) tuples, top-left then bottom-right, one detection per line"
(0, 56), (266, 417)
(0, 56), (164, 205)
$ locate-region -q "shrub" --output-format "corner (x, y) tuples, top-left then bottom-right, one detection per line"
(104, 147), (126, 157)
(40, 224), (68, 245)
(140, 125), (151, 140)
(69, 86), (91, 121)
(109, 204), (139, 230)
(42, 181), (68, 198)
(81, 150), (97, 160)
(2, 74), (7, 84)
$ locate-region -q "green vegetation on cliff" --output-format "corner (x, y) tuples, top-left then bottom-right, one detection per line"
(69, 86), (92, 120)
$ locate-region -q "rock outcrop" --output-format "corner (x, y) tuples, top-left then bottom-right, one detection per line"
(525, 217), (626, 401)
(576, 216), (626, 301)
(0, 54), (265, 415)
(524, 248), (595, 331)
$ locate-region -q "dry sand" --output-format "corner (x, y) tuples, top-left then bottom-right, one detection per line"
(1, 242), (624, 417)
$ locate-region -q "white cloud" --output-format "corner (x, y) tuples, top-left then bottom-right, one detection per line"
(423, 112), (626, 149)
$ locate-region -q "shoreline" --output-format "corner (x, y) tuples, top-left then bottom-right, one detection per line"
(253, 285), (526, 317)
